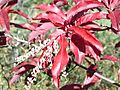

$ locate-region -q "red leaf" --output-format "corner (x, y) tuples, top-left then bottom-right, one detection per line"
(101, 55), (119, 62)
(48, 13), (64, 26)
(50, 29), (65, 40)
(108, 10), (120, 33)
(51, 0), (68, 6)
(115, 41), (120, 48)
(76, 12), (107, 26)
(36, 22), (55, 31)
(70, 40), (85, 64)
(10, 23), (36, 31)
(35, 4), (66, 19)
(8, 9), (30, 19)
(82, 22), (101, 31)
(0, 0), (8, 6)
(83, 73), (100, 87)
(74, 0), (98, 4)
(67, 1), (103, 19)
(83, 64), (100, 87)
(9, 74), (20, 86)
(32, 13), (49, 21)
(29, 22), (55, 41)
(12, 62), (36, 73)
(0, 9), (10, 32)
(52, 35), (69, 88)
(102, 0), (120, 10)
(10, 62), (36, 85)
(70, 26), (103, 52)
(86, 43), (101, 60)
(71, 34), (85, 53)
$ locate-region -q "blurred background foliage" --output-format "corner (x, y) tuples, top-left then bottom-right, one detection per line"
(0, 0), (120, 90)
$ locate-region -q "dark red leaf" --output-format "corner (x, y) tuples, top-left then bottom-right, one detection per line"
(108, 10), (120, 33)
(101, 55), (119, 62)
(9, 62), (36, 85)
(70, 41), (85, 64)
(67, 1), (103, 19)
(10, 23), (36, 31)
(51, 0), (68, 6)
(83, 64), (100, 87)
(70, 26), (103, 52)
(86, 43), (101, 60)
(35, 4), (66, 19)
(83, 74), (100, 87)
(76, 12), (107, 26)
(0, 0), (18, 8)
(52, 35), (69, 88)
(71, 34), (85, 53)
(0, 31), (6, 45)
(115, 41), (120, 48)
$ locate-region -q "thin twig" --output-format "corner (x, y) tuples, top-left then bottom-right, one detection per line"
(73, 61), (120, 87)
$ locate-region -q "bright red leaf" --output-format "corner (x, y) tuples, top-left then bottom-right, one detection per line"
(0, 9), (10, 32)
(29, 22), (55, 41)
(35, 4), (66, 19)
(52, 35), (69, 88)
(70, 26), (103, 52)
(48, 13), (65, 26)
(32, 13), (49, 21)
(76, 12), (107, 26)
(108, 10), (120, 33)
(67, 1), (103, 19)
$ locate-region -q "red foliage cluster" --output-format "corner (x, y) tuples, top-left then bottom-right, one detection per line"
(0, 0), (120, 89)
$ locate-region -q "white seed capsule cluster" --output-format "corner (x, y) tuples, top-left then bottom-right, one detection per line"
(15, 39), (51, 65)
(15, 39), (60, 89)
(52, 40), (59, 55)
(25, 44), (54, 87)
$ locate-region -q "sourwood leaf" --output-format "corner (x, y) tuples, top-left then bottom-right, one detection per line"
(70, 26), (103, 52)
(35, 4), (66, 19)
(67, 1), (103, 19)
(52, 35), (69, 88)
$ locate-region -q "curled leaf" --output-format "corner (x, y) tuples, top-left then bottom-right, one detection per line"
(9, 62), (36, 85)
